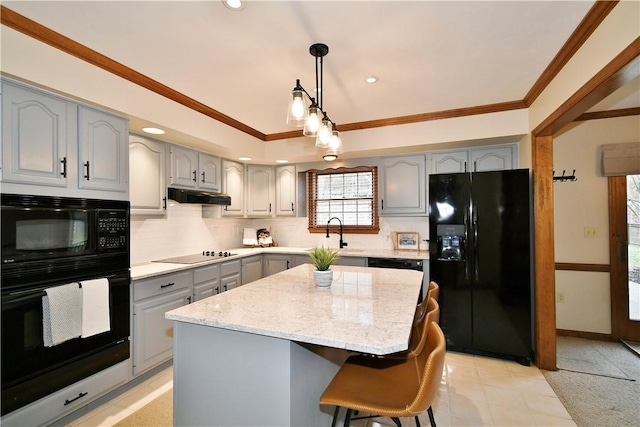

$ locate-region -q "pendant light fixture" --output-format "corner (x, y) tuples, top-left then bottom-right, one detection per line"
(286, 43), (343, 160)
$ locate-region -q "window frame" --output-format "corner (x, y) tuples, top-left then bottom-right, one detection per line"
(307, 166), (380, 234)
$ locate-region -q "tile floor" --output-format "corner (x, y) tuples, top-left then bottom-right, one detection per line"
(66, 351), (576, 427)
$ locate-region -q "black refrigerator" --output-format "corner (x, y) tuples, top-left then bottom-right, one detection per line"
(429, 169), (533, 364)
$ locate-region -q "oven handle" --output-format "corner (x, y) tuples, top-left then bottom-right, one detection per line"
(64, 391), (88, 406)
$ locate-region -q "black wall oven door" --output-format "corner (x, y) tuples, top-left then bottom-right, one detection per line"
(1, 270), (130, 415)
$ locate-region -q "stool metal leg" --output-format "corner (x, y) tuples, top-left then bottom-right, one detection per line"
(330, 406), (340, 427)
(344, 408), (353, 426)
(427, 406), (437, 427)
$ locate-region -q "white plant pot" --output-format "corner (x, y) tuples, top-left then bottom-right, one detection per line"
(314, 269), (333, 287)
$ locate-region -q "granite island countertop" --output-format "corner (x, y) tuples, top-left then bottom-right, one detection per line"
(165, 264), (423, 355)
(131, 246), (429, 281)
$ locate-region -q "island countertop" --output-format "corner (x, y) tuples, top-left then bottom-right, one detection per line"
(166, 264), (423, 355)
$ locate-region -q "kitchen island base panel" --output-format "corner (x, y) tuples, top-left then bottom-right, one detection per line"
(173, 321), (348, 426)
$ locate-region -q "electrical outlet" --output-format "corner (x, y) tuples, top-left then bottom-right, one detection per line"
(556, 292), (565, 303)
(584, 226), (598, 238)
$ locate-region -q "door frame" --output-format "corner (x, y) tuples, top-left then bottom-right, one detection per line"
(532, 40), (640, 370)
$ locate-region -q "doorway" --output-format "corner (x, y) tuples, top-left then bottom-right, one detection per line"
(609, 175), (640, 341)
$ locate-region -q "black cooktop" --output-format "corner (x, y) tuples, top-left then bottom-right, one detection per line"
(152, 251), (236, 264)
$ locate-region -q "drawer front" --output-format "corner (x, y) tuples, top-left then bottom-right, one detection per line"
(133, 270), (192, 301)
(1, 361), (128, 427)
(220, 260), (241, 277)
(193, 264), (220, 284)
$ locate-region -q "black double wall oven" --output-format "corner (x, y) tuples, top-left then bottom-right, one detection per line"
(1, 194), (131, 415)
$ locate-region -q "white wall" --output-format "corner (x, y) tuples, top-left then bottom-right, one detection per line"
(553, 115), (640, 333)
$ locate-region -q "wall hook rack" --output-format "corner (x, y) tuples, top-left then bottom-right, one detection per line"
(553, 169), (577, 182)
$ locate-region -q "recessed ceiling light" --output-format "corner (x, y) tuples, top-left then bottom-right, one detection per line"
(238, 156), (252, 161)
(365, 76), (378, 84)
(142, 127), (165, 135)
(276, 159), (289, 164)
(223, 0), (245, 10)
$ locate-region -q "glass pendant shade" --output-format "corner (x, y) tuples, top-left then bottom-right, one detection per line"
(315, 118), (333, 148)
(286, 89), (307, 127)
(303, 105), (321, 137)
(328, 129), (343, 154)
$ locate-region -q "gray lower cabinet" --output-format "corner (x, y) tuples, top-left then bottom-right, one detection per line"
(1, 361), (128, 427)
(292, 254), (311, 267)
(264, 254), (292, 276)
(132, 271), (192, 376)
(220, 259), (241, 292)
(241, 255), (263, 285)
(193, 264), (220, 301)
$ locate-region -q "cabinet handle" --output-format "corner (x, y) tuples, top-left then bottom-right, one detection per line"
(187, 296), (192, 304)
(192, 170), (197, 182)
(84, 161), (90, 180)
(269, 203), (272, 213)
(464, 161), (467, 172)
(291, 202), (294, 212)
(163, 197), (167, 210)
(201, 171), (206, 183)
(223, 284), (228, 292)
(60, 157), (67, 178)
(286, 260), (290, 269)
(160, 282), (175, 289)
(64, 392), (88, 406)
(215, 286), (220, 294)
(474, 160), (477, 172)
(381, 199), (384, 210)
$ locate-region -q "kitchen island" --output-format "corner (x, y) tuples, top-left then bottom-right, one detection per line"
(165, 264), (423, 426)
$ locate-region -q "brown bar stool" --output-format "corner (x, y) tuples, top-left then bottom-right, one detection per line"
(320, 321), (446, 427)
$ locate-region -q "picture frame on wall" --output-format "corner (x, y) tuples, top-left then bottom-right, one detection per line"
(395, 231), (419, 250)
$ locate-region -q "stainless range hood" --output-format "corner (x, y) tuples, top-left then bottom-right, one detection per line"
(167, 187), (231, 206)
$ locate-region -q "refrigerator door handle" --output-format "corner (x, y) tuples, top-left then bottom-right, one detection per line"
(473, 204), (480, 281)
(464, 209), (470, 280)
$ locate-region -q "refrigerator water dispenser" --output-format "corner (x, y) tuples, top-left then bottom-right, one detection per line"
(436, 224), (465, 261)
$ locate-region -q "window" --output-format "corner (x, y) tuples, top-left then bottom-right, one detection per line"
(307, 166), (379, 234)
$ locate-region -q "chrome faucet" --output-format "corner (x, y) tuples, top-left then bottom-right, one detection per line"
(326, 217), (347, 249)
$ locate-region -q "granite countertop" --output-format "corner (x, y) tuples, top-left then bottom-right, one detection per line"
(165, 264), (423, 355)
(130, 246), (429, 280)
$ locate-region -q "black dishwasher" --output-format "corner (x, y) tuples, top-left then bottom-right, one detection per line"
(367, 257), (426, 301)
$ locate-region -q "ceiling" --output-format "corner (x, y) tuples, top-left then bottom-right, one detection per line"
(2, 1), (638, 159)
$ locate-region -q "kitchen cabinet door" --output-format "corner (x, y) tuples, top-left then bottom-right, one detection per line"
(430, 150), (469, 174)
(1, 80), (71, 187)
(168, 145), (198, 188)
(470, 146), (515, 171)
(193, 264), (220, 301)
(379, 154), (427, 215)
(222, 159), (245, 217)
(198, 152), (221, 191)
(264, 254), (292, 276)
(133, 287), (191, 376)
(246, 165), (274, 217)
(275, 165), (297, 216)
(241, 255), (263, 285)
(77, 106), (129, 193)
(129, 135), (166, 216)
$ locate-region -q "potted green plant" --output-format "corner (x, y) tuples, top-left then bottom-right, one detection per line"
(308, 245), (340, 287)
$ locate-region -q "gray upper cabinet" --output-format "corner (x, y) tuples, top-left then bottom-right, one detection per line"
(1, 79), (129, 198)
(430, 144), (516, 174)
(129, 135), (166, 216)
(168, 144), (221, 192)
(1, 80), (70, 188)
(78, 106), (128, 193)
(222, 159), (245, 217)
(246, 165), (274, 217)
(275, 165), (297, 216)
(379, 154), (427, 216)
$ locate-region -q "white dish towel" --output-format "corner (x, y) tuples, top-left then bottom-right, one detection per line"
(42, 283), (82, 347)
(81, 278), (111, 338)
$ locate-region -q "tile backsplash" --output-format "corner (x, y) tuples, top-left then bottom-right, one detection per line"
(131, 203), (429, 265)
